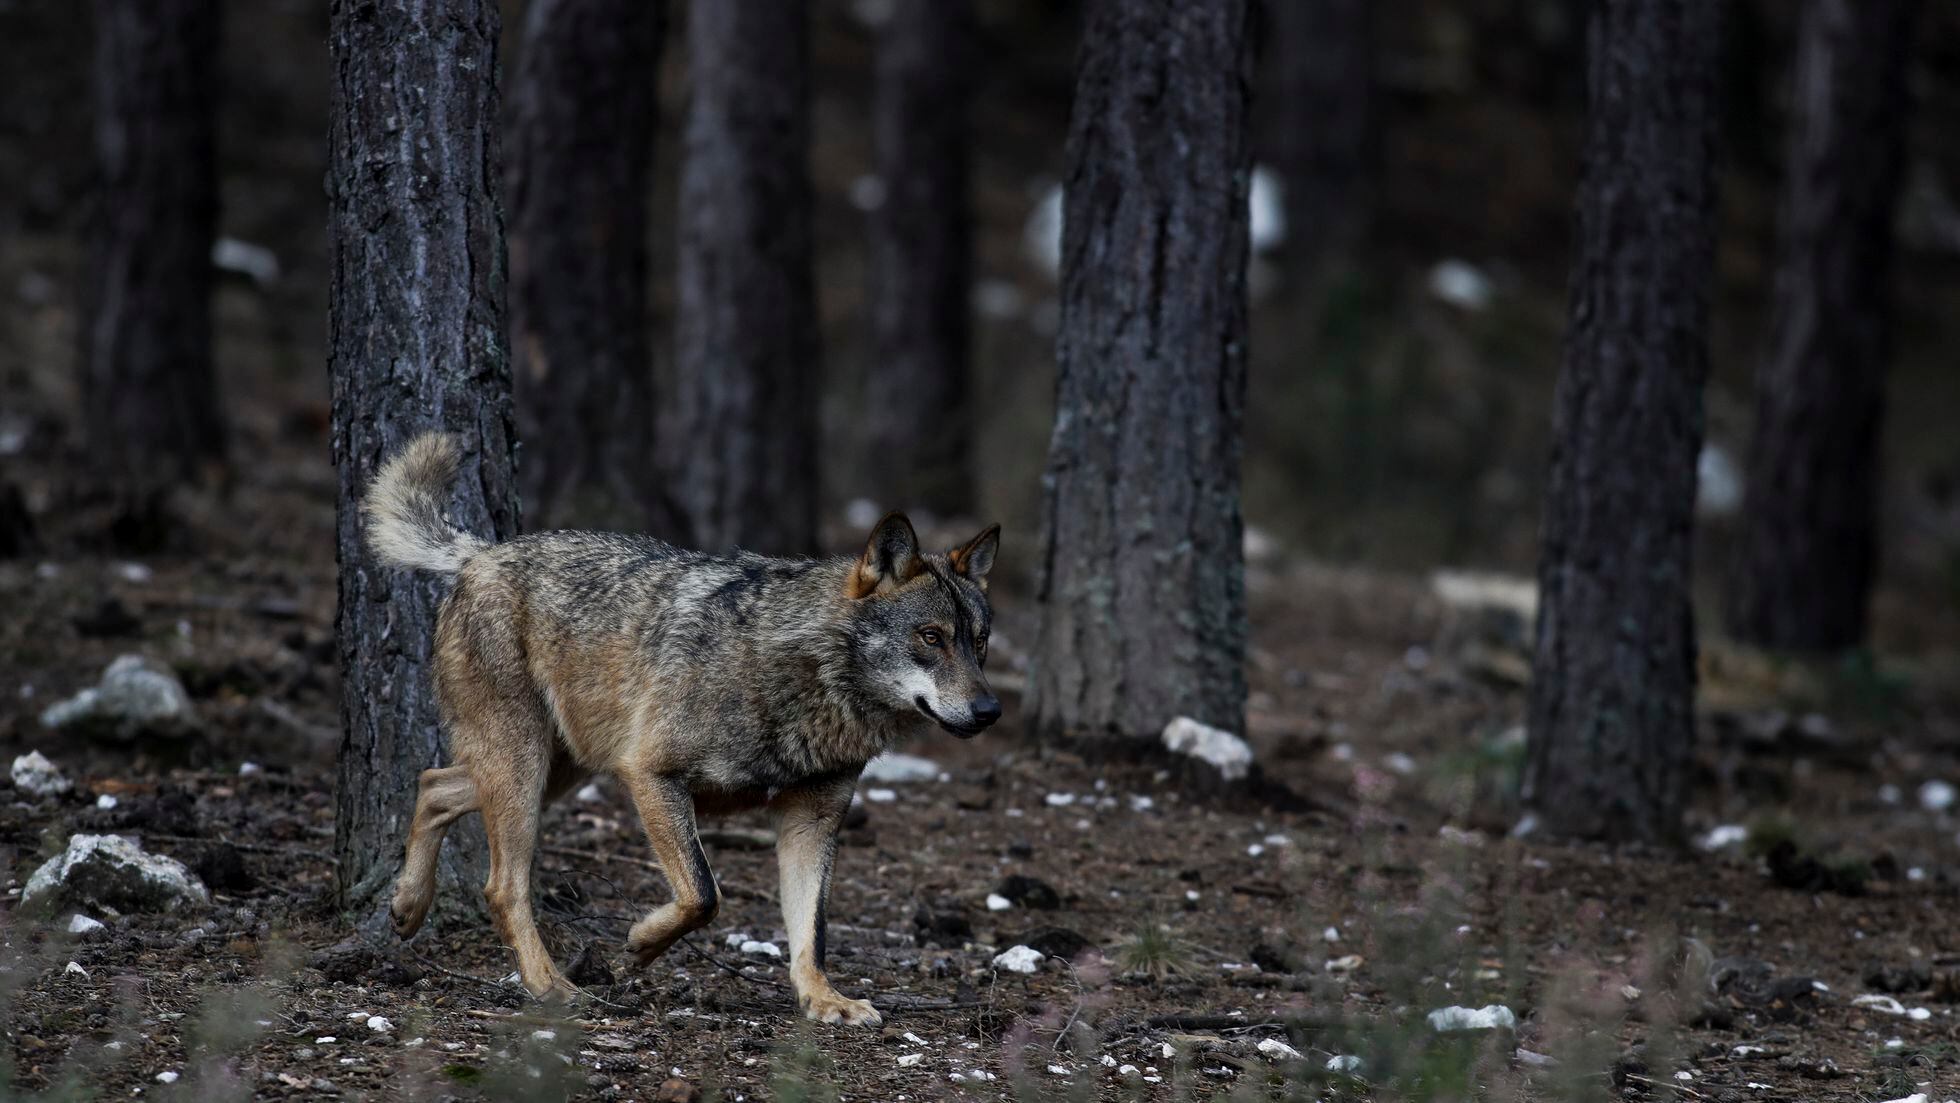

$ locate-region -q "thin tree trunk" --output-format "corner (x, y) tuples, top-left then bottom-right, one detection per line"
(329, 0), (520, 923)
(83, 0), (225, 488)
(1728, 0), (1918, 653)
(1029, 0), (1252, 743)
(669, 0), (819, 555)
(863, 0), (974, 519)
(1522, 0), (1722, 844)
(509, 0), (676, 535)
(1264, 0), (1376, 279)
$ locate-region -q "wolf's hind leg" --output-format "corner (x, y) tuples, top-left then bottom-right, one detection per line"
(479, 741), (578, 1002)
(390, 765), (480, 937)
(775, 776), (879, 1026)
(618, 770), (720, 968)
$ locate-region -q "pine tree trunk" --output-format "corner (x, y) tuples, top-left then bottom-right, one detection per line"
(669, 0), (819, 555)
(509, 0), (676, 535)
(863, 0), (974, 519)
(329, 0), (520, 923)
(83, 0), (225, 487)
(1727, 0), (1918, 653)
(1522, 0), (1722, 844)
(1264, 0), (1376, 278)
(1029, 0), (1252, 744)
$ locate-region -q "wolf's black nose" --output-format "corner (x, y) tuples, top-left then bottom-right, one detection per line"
(970, 694), (1002, 727)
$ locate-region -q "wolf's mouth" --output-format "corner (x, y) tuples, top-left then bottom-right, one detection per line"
(915, 695), (984, 738)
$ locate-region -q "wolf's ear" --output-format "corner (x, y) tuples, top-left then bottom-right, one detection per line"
(846, 511), (924, 598)
(948, 523), (1000, 590)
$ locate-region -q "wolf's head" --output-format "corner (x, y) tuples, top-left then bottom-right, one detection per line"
(843, 512), (1001, 737)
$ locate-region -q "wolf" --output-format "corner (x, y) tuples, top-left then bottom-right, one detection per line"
(367, 433), (1000, 1025)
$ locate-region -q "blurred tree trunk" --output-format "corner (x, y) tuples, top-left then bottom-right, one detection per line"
(669, 0), (818, 554)
(1029, 0), (1252, 744)
(329, 0), (520, 925)
(863, 0), (974, 519)
(1727, 0), (1919, 653)
(1523, 0), (1722, 844)
(83, 0), (225, 489)
(1263, 0), (1376, 280)
(509, 0), (676, 535)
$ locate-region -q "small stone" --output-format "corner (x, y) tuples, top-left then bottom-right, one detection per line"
(22, 834), (210, 915)
(1325, 1054), (1362, 1073)
(11, 751), (72, 796)
(238, 761), (263, 777)
(366, 1016), (394, 1034)
(64, 961), (88, 977)
(1256, 1038), (1303, 1061)
(738, 940), (781, 958)
(985, 893), (1011, 911)
(66, 913), (106, 937)
(1161, 717), (1253, 781)
(95, 794), (118, 810)
(1325, 954), (1364, 973)
(864, 788), (898, 804)
(38, 654), (197, 741)
(156, 1070), (179, 1084)
(896, 1052), (924, 1068)
(1918, 780), (1955, 813)
(861, 752), (940, 784)
(1427, 1004), (1517, 1032)
(992, 945), (1044, 974)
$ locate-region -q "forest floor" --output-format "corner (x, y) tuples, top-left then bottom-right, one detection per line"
(4, 439), (1960, 1103)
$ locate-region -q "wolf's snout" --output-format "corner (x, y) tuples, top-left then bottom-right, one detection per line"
(969, 694), (1002, 729)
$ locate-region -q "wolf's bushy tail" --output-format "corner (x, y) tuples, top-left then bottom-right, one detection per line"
(362, 432), (488, 575)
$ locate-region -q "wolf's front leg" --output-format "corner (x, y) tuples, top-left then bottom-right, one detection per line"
(774, 774), (880, 1026)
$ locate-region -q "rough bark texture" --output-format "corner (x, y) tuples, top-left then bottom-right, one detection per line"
(669, 0), (819, 555)
(863, 0), (974, 519)
(83, 0), (225, 486)
(1523, 0), (1721, 844)
(1728, 0), (1918, 653)
(1264, 0), (1376, 277)
(1029, 0), (1252, 744)
(329, 0), (520, 922)
(509, 0), (675, 534)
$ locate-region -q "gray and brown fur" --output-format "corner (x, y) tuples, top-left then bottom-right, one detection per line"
(367, 433), (1000, 1024)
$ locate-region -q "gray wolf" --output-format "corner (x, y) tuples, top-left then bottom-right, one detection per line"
(366, 433), (1000, 1025)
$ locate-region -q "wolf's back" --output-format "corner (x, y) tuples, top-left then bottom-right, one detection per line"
(362, 432), (488, 575)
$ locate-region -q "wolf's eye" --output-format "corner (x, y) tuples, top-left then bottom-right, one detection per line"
(918, 627), (943, 648)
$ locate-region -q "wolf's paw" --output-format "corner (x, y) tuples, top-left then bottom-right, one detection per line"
(389, 893), (432, 939)
(801, 990), (882, 1027)
(529, 973), (584, 1005)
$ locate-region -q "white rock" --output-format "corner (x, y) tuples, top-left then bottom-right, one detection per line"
(985, 893), (1011, 912)
(1099, 1055), (1117, 1068)
(1325, 1054), (1362, 1073)
(11, 751), (72, 796)
(1699, 824), (1748, 850)
(862, 752), (941, 783)
(212, 237), (282, 286)
(1255, 1038), (1303, 1061)
(902, 1032), (929, 1047)
(96, 794), (118, 810)
(1246, 843), (1265, 857)
(238, 762), (263, 777)
(1384, 753), (1417, 775)
(366, 1016), (394, 1034)
(992, 945), (1044, 974)
(156, 1070), (179, 1084)
(1128, 794), (1154, 812)
(739, 940), (782, 958)
(1325, 954), (1364, 973)
(725, 931), (751, 948)
(1117, 1064), (1139, 1076)
(39, 655), (196, 740)
(530, 1029), (555, 1042)
(864, 788), (897, 804)
(1045, 1063), (1069, 1075)
(22, 834), (210, 914)
(1427, 259), (1494, 310)
(1044, 792), (1076, 806)
(1852, 994), (1933, 1018)
(1160, 717), (1253, 781)
(1430, 569), (1538, 624)
(1323, 926), (1341, 942)
(65, 960), (88, 977)
(1426, 1004), (1517, 1032)
(67, 914), (106, 936)
(964, 1069), (996, 1081)
(1696, 443), (1743, 518)
(1876, 1095), (1926, 1103)
(896, 1052), (924, 1067)
(1514, 1049), (1557, 1068)
(1919, 780), (1955, 813)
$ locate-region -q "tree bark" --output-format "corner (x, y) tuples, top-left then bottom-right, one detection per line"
(509, 0), (676, 534)
(1028, 0), (1252, 743)
(1727, 0), (1918, 653)
(863, 0), (975, 519)
(83, 0), (225, 487)
(1523, 0), (1722, 844)
(1263, 0), (1376, 278)
(669, 0), (819, 555)
(329, 0), (520, 923)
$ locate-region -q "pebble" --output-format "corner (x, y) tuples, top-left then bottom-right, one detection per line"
(1919, 780), (1955, 813)
(1256, 1038), (1303, 1061)
(156, 1071), (179, 1084)
(95, 794), (118, 810)
(896, 1052), (924, 1068)
(366, 1016), (394, 1034)
(738, 940), (782, 958)
(1325, 1054), (1362, 1073)
(1699, 824), (1748, 850)
(238, 761), (263, 776)
(1325, 955), (1364, 973)
(1160, 716), (1253, 781)
(985, 893), (1011, 912)
(1323, 926), (1341, 942)
(11, 752), (73, 796)
(992, 945), (1044, 974)
(1426, 1005), (1517, 1032)
(864, 788), (898, 803)
(860, 752), (941, 784)
(67, 914), (105, 936)
(64, 961), (87, 977)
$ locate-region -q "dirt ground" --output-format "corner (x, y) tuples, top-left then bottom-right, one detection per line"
(4, 438), (1960, 1101)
